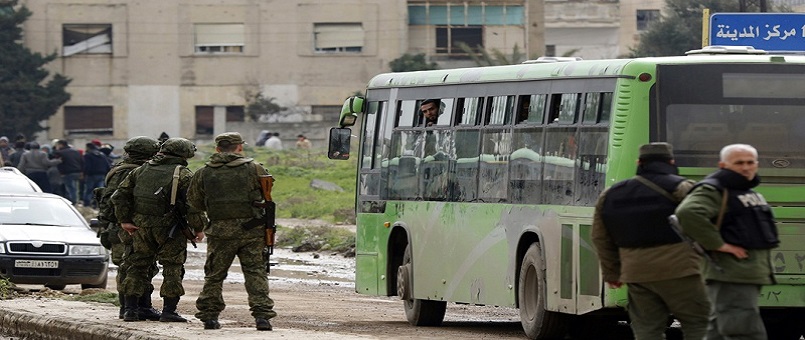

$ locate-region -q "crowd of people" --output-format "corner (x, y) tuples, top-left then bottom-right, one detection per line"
(1, 134), (119, 208)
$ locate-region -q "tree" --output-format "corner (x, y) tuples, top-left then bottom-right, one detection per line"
(0, 0), (71, 139)
(630, 0), (784, 57)
(389, 53), (439, 72)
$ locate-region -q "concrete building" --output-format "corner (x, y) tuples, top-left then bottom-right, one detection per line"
(21, 0), (408, 145)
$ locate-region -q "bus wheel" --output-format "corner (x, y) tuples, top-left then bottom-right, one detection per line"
(518, 243), (567, 339)
(399, 244), (446, 326)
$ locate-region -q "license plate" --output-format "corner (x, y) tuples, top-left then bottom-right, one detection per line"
(15, 260), (59, 268)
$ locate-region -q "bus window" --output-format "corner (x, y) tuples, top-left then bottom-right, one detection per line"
(457, 97), (483, 126)
(398, 100), (418, 128)
(517, 94), (547, 125)
(421, 129), (453, 201)
(479, 129), (511, 202)
(559, 93), (580, 124)
(361, 101), (381, 169)
(575, 126), (608, 206)
(452, 129), (480, 202)
(599, 93), (613, 123)
(486, 95), (515, 125)
(422, 98), (455, 127)
(543, 126), (577, 205)
(509, 126), (543, 204)
(582, 93), (600, 124)
(386, 130), (423, 200)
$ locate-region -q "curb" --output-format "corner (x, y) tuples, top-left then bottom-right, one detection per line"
(0, 307), (178, 340)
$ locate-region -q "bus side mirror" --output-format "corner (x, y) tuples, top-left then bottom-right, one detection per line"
(328, 127), (352, 160)
(339, 96), (364, 127)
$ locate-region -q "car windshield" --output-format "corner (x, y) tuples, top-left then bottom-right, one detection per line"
(0, 196), (86, 227)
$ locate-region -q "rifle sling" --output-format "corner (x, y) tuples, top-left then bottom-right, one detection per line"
(635, 175), (729, 229)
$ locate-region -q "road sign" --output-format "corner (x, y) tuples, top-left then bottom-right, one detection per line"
(710, 13), (805, 52)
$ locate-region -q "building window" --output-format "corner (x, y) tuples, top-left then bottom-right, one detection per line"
(436, 26), (483, 55)
(194, 24), (245, 54)
(314, 23), (364, 53)
(64, 106), (113, 135)
(408, 5), (524, 26)
(195, 106), (245, 135)
(63, 24), (112, 56)
(636, 10), (661, 31)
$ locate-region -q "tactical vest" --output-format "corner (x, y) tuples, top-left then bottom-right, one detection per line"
(132, 164), (178, 216)
(202, 159), (263, 220)
(698, 179), (779, 249)
(600, 174), (686, 248)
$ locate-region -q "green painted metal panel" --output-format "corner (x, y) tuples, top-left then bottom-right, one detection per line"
(355, 254), (378, 295)
(578, 224), (601, 296)
(560, 224), (573, 299)
(759, 283), (805, 307)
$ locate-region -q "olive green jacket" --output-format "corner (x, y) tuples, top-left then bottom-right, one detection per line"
(592, 179), (702, 283)
(675, 184), (775, 285)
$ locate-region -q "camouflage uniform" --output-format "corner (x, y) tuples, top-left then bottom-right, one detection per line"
(96, 136), (160, 320)
(111, 138), (206, 322)
(188, 132), (275, 330)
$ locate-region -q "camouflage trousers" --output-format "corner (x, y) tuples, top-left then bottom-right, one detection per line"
(121, 226), (187, 298)
(110, 229), (158, 294)
(195, 237), (276, 321)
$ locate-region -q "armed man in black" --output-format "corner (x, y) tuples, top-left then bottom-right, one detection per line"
(592, 143), (710, 340)
(187, 132), (276, 331)
(111, 138), (206, 323)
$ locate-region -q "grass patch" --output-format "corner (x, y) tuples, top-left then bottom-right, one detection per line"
(276, 225), (356, 253)
(64, 291), (119, 306)
(188, 146), (357, 224)
(0, 278), (12, 299)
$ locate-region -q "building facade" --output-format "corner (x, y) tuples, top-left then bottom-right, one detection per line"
(22, 0), (408, 144)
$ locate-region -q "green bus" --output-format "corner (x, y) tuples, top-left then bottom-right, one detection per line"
(327, 46), (805, 339)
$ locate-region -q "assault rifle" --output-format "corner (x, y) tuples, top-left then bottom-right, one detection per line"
(668, 214), (722, 273)
(242, 175), (276, 273)
(157, 185), (197, 249)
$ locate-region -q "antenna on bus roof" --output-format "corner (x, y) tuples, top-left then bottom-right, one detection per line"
(521, 56), (583, 64)
(685, 45), (767, 55)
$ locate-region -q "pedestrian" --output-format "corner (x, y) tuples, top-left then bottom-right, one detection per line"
(53, 140), (83, 204)
(263, 132), (282, 150)
(7, 141), (26, 168)
(188, 132), (276, 331)
(17, 142), (61, 193)
(96, 136), (161, 321)
(0, 136), (13, 165)
(592, 143), (710, 340)
(295, 134), (312, 149)
(111, 137), (206, 323)
(676, 144), (778, 340)
(83, 142), (112, 208)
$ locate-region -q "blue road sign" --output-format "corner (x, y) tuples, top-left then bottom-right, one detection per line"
(710, 13), (805, 52)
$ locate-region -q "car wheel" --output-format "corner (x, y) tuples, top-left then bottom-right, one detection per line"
(45, 284), (66, 291)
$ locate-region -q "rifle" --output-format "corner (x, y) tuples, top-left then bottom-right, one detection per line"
(668, 214), (722, 273)
(242, 175), (276, 273)
(158, 166), (197, 248)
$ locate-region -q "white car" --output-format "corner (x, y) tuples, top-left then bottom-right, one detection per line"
(0, 192), (108, 290)
(0, 166), (43, 193)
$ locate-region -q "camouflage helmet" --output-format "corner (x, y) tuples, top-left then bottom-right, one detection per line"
(159, 137), (196, 158)
(123, 136), (160, 157)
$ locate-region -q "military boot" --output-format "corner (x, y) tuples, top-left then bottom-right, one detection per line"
(137, 290), (161, 321)
(159, 297), (189, 322)
(118, 294), (126, 319)
(255, 318), (272, 331)
(123, 295), (140, 322)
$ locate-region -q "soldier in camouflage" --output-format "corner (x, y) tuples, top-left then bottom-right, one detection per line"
(96, 136), (161, 320)
(111, 137), (207, 323)
(188, 132), (276, 331)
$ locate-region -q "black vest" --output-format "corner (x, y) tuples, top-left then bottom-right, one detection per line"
(601, 173), (686, 248)
(698, 172), (779, 249)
